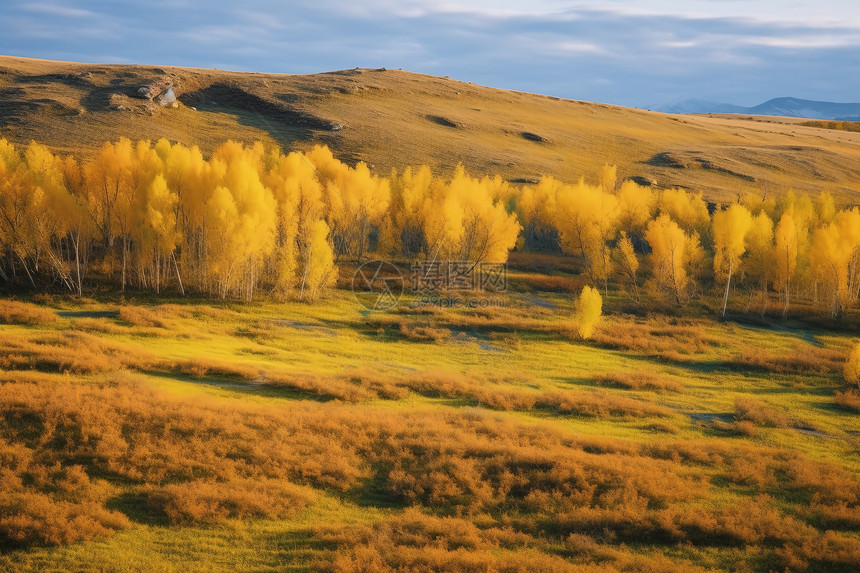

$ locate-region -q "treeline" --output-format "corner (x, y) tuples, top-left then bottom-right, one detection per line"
(517, 165), (860, 318)
(0, 138), (519, 301)
(800, 120), (860, 133)
(1, 137), (859, 318)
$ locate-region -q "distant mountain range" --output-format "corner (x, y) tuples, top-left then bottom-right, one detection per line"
(656, 97), (860, 121)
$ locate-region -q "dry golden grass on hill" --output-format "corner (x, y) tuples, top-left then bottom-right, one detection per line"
(2, 56), (860, 203)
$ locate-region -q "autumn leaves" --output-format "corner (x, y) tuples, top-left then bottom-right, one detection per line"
(517, 168), (860, 318)
(0, 138), (528, 302)
(1, 135), (858, 317)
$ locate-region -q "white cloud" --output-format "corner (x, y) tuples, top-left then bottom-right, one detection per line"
(18, 3), (98, 18)
(2, 0), (860, 108)
(552, 41), (605, 54)
(741, 35), (860, 49)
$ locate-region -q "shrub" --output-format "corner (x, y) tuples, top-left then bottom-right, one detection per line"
(173, 358), (260, 381)
(572, 286), (602, 339)
(542, 390), (671, 418)
(146, 478), (314, 525)
(835, 389), (860, 412)
(315, 509), (601, 572)
(0, 300), (57, 325)
(0, 331), (156, 374)
(118, 305), (167, 328)
(734, 345), (845, 375)
(592, 316), (719, 359)
(0, 493), (130, 546)
(734, 397), (790, 428)
(844, 341), (860, 387)
(596, 370), (683, 392)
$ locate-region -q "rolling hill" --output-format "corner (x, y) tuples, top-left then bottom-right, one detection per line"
(2, 56), (860, 204)
(659, 97), (860, 121)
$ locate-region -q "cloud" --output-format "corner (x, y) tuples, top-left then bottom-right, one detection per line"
(552, 41), (605, 55)
(741, 35), (860, 49)
(18, 3), (98, 18)
(1, 1), (859, 108)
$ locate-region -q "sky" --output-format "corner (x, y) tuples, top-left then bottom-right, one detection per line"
(2, 0), (859, 108)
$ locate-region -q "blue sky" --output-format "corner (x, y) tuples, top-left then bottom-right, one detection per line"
(2, 1), (859, 108)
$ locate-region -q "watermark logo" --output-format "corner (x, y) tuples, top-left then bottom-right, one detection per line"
(353, 260), (508, 311)
(409, 261), (507, 293)
(352, 260), (405, 310)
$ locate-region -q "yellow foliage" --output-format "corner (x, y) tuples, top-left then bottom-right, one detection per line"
(573, 285), (603, 339)
(5, 134), (860, 317)
(843, 342), (860, 388)
(615, 231), (640, 299)
(818, 191), (836, 224)
(384, 165), (435, 258)
(598, 163), (617, 191)
(744, 211), (775, 310)
(307, 145), (390, 260)
(658, 187), (710, 234)
(617, 180), (656, 232)
(300, 219), (337, 301)
(554, 178), (619, 283)
(812, 208), (860, 317)
(645, 214), (700, 304)
(516, 176), (561, 251)
(773, 213), (797, 292)
(421, 165), (521, 263)
(712, 204), (753, 281)
(617, 232), (639, 276)
(712, 203), (753, 314)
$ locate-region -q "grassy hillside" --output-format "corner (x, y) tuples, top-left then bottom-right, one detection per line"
(2, 56), (860, 204)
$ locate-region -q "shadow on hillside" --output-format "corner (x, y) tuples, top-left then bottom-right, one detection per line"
(106, 492), (168, 526)
(57, 309), (120, 319)
(265, 528), (343, 561)
(79, 84), (136, 111)
(16, 73), (94, 88)
(179, 83), (337, 148)
(144, 370), (334, 402)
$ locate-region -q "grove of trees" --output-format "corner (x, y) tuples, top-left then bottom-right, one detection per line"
(515, 169), (860, 319)
(0, 138), (521, 301)
(1, 136), (859, 318)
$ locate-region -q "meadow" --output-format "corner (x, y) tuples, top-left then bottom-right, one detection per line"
(0, 258), (858, 572)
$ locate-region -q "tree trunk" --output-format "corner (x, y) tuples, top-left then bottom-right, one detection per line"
(172, 251), (185, 296)
(720, 260), (733, 317)
(833, 288), (843, 320)
(18, 253), (36, 288)
(73, 233), (83, 297)
(121, 237), (128, 292)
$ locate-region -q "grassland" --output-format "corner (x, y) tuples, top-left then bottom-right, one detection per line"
(0, 256), (858, 572)
(2, 56), (860, 204)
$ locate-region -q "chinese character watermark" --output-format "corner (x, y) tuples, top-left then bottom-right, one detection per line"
(353, 260), (508, 311)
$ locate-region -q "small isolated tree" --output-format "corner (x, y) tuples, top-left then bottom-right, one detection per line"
(845, 342), (860, 389)
(573, 285), (602, 339)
